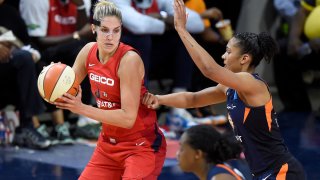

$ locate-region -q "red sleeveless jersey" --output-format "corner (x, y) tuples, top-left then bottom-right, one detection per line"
(47, 0), (77, 36)
(86, 42), (157, 137)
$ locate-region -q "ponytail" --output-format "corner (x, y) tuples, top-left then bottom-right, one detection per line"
(234, 32), (278, 67)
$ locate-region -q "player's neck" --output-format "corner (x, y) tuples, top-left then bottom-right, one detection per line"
(97, 49), (117, 64)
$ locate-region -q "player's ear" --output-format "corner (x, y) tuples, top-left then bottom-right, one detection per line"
(91, 24), (97, 40)
(195, 149), (203, 159)
(240, 54), (250, 65)
(91, 24), (96, 34)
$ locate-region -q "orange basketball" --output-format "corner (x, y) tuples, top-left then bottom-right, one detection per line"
(37, 63), (79, 103)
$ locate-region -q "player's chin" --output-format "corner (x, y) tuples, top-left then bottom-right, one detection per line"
(103, 43), (115, 50)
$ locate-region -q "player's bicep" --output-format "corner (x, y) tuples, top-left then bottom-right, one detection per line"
(193, 84), (227, 107)
(118, 51), (144, 118)
(72, 43), (93, 84)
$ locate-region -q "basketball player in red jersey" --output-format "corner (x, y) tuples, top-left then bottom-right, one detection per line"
(54, 1), (166, 179)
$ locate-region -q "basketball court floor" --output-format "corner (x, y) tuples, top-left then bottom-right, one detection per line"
(1, 86), (320, 179)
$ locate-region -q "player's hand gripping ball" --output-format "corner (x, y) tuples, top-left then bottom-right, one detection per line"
(37, 62), (79, 103)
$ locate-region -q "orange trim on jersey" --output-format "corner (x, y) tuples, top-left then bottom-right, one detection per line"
(243, 107), (250, 124)
(216, 164), (242, 180)
(276, 163), (288, 180)
(265, 99), (273, 131)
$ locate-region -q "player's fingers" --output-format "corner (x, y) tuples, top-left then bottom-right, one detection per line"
(150, 103), (158, 109)
(173, 0), (178, 10)
(54, 101), (67, 109)
(144, 93), (151, 103)
(148, 94), (157, 106)
(142, 92), (149, 105)
(63, 92), (75, 99)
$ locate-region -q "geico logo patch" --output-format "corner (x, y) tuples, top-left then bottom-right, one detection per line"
(89, 73), (115, 86)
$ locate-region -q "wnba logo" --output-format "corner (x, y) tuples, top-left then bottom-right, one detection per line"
(89, 73), (114, 86)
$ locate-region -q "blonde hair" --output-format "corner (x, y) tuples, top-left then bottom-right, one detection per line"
(93, 0), (122, 24)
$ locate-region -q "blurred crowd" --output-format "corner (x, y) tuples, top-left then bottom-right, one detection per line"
(0, 0), (319, 151)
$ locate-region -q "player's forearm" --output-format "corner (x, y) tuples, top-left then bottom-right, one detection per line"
(176, 28), (220, 78)
(157, 92), (194, 109)
(80, 104), (137, 129)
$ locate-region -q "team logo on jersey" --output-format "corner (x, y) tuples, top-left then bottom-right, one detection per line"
(227, 104), (236, 110)
(89, 73), (115, 86)
(235, 135), (242, 142)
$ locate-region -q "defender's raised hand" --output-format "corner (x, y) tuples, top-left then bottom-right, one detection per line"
(173, 0), (187, 31)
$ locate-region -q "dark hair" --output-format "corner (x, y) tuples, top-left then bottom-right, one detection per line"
(233, 32), (278, 67)
(185, 125), (243, 164)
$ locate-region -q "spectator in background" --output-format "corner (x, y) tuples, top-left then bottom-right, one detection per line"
(19, 0), (92, 144)
(0, 0), (50, 149)
(272, 0), (301, 113)
(177, 125), (250, 180)
(273, 0), (300, 21)
(205, 0), (242, 30)
(185, 0), (223, 44)
(273, 0), (320, 112)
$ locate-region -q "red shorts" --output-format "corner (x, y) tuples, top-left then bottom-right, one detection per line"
(79, 131), (166, 180)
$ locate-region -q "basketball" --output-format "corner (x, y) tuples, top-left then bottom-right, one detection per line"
(37, 62), (79, 103)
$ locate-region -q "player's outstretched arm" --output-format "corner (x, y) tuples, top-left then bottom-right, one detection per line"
(142, 84), (227, 109)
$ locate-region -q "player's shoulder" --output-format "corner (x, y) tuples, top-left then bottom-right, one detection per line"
(120, 48), (143, 68)
(124, 49), (139, 57)
(81, 42), (97, 52)
(120, 43), (140, 60)
(84, 42), (96, 48)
